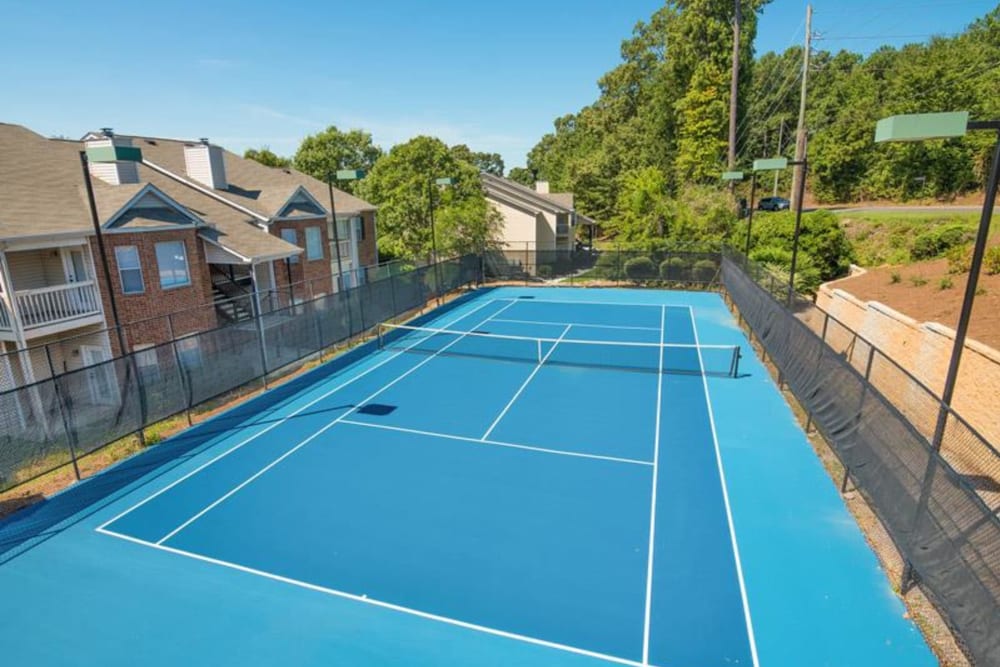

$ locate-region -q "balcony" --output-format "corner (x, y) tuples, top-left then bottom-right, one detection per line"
(0, 281), (104, 339)
(337, 239), (352, 259)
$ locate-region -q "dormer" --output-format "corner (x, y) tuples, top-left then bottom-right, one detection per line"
(183, 138), (228, 190)
(85, 128), (139, 185)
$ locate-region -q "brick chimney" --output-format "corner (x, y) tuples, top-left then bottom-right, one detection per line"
(535, 181), (550, 194)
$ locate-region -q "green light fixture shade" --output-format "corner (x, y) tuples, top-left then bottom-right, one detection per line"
(721, 171), (744, 181)
(336, 169), (365, 181)
(875, 112), (970, 143)
(86, 145), (143, 163)
(435, 177), (456, 186)
(753, 157), (788, 172)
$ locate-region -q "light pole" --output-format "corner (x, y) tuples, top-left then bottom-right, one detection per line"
(875, 111), (1000, 448)
(428, 177), (455, 304)
(751, 157), (807, 304)
(326, 169), (365, 293)
(80, 144), (143, 355)
(875, 111), (1000, 589)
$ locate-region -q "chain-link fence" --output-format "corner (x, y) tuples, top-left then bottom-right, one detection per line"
(0, 254), (480, 493)
(721, 247), (1000, 665)
(482, 248), (722, 287)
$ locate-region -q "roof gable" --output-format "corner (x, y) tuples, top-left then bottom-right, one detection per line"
(275, 186), (327, 219)
(104, 185), (202, 231)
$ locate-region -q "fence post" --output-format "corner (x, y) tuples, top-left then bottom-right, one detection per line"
(313, 301), (325, 362)
(251, 292), (270, 388)
(46, 346), (80, 481)
(166, 316), (193, 426)
(389, 272), (398, 320)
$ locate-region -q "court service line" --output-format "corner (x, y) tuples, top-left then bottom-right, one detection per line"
(153, 299), (521, 545)
(687, 306), (760, 667)
(641, 305), (666, 665)
(490, 318), (661, 332)
(96, 296), (508, 534)
(339, 419), (652, 468)
(496, 296), (664, 309)
(480, 324), (572, 441)
(96, 527), (650, 667)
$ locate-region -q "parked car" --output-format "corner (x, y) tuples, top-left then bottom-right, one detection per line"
(758, 197), (790, 211)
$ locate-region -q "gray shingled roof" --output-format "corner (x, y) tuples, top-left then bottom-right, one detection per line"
(0, 124), (303, 262)
(480, 172), (573, 215)
(123, 135), (375, 218)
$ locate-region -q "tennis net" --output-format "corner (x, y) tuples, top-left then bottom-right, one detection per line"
(377, 323), (741, 377)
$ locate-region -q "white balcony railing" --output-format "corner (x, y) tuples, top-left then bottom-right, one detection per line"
(15, 281), (102, 330)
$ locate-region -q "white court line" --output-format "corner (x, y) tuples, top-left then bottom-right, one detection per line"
(339, 419), (653, 467)
(96, 296), (509, 534)
(96, 527), (649, 667)
(480, 324), (572, 441)
(687, 305), (760, 667)
(490, 318), (660, 332)
(153, 299), (521, 545)
(501, 296), (666, 309)
(641, 305), (666, 665)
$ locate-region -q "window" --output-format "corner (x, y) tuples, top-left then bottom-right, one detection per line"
(305, 227), (323, 260)
(281, 228), (299, 263)
(354, 216), (365, 241)
(155, 241), (190, 289)
(114, 246), (144, 294)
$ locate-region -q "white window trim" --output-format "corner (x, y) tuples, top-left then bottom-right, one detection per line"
(155, 240), (191, 290)
(281, 229), (299, 264)
(305, 226), (323, 261)
(114, 245), (145, 295)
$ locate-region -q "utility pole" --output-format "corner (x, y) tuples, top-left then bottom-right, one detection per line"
(727, 0), (742, 193)
(774, 118), (785, 197)
(791, 4), (812, 209)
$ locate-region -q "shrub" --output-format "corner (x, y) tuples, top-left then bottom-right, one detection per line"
(909, 275), (928, 287)
(946, 244), (973, 274)
(889, 271), (901, 284)
(692, 259), (717, 283)
(911, 224), (973, 260)
(985, 246), (1000, 275)
(938, 277), (953, 290)
(660, 257), (687, 281)
(537, 264), (553, 279)
(624, 256), (657, 281)
(595, 251), (623, 279)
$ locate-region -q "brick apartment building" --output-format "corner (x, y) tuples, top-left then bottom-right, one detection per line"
(0, 123), (378, 401)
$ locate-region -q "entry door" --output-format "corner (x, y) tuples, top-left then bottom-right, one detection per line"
(80, 345), (118, 405)
(61, 248), (90, 312)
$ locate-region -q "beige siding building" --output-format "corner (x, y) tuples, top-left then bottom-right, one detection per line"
(481, 174), (578, 252)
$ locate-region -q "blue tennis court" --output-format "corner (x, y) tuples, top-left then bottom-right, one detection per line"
(0, 287), (937, 667)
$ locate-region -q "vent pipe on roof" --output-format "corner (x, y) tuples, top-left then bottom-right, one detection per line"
(84, 133), (139, 185)
(184, 140), (228, 190)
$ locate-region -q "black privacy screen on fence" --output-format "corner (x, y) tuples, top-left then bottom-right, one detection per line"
(0, 254), (481, 494)
(720, 249), (1000, 665)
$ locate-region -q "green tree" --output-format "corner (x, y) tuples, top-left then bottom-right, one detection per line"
(355, 136), (501, 260)
(293, 126), (383, 192)
(673, 61), (729, 184)
(449, 144), (505, 176)
(507, 167), (536, 187)
(243, 147), (291, 168)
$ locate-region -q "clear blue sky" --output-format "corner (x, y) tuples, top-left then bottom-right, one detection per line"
(1, 0), (995, 169)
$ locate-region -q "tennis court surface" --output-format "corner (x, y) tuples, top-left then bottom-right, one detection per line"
(1, 287), (937, 666)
